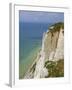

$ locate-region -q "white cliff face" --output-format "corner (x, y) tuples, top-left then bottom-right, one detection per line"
(44, 30), (60, 61)
(34, 33), (48, 78)
(54, 28), (64, 61)
(34, 51), (48, 78)
(49, 51), (55, 60)
(48, 28), (64, 61)
(34, 28), (64, 78)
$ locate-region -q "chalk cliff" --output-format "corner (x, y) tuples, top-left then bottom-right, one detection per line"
(44, 24), (64, 61)
(24, 22), (64, 79)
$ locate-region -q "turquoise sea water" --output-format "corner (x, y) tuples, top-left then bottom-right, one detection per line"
(19, 22), (52, 79)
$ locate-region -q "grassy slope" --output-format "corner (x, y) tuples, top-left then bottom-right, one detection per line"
(45, 59), (64, 77)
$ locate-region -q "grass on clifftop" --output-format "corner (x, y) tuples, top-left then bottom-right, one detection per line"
(49, 22), (64, 33)
(44, 59), (64, 78)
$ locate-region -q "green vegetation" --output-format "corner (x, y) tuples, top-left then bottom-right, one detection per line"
(44, 59), (64, 78)
(49, 22), (64, 33)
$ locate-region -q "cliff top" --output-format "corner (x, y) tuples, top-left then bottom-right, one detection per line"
(48, 22), (64, 33)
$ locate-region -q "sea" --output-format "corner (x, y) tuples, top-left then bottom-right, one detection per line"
(19, 22), (52, 79)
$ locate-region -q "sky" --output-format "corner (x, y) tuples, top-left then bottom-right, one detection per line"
(19, 10), (64, 23)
